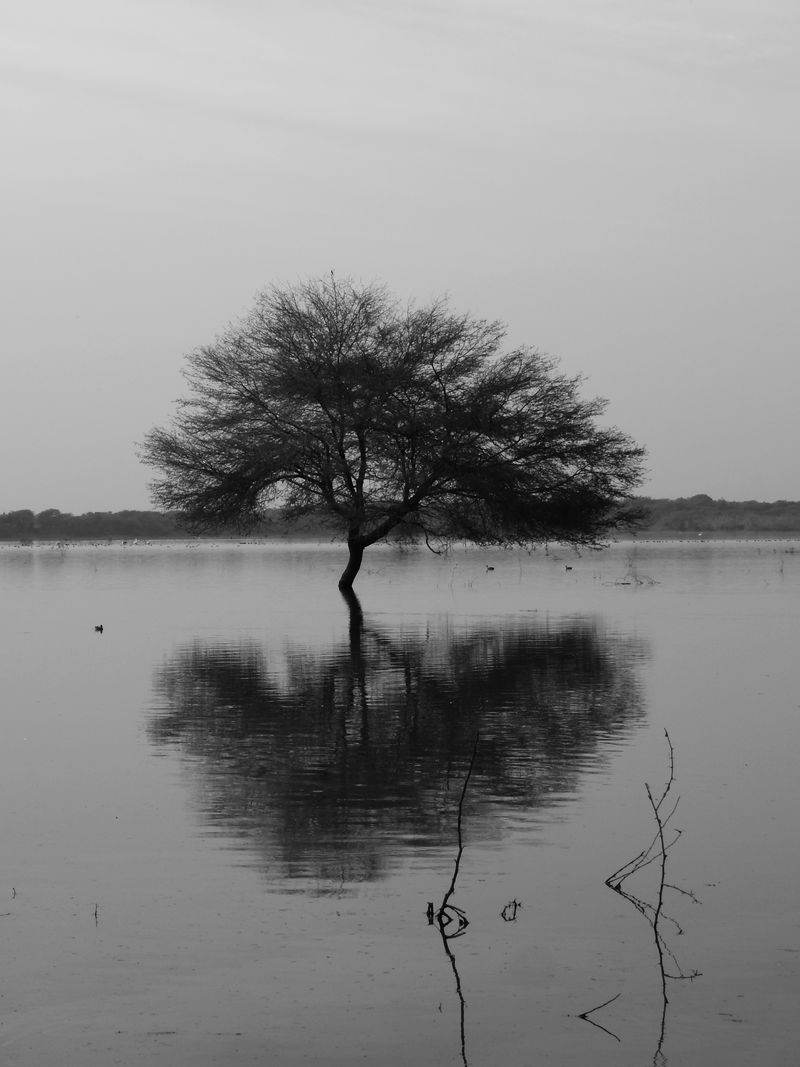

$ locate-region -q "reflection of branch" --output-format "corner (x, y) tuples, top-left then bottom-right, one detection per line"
(437, 920), (469, 1066)
(590, 730), (700, 1063)
(426, 733), (479, 1067)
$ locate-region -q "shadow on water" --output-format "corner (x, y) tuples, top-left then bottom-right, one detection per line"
(148, 590), (649, 887)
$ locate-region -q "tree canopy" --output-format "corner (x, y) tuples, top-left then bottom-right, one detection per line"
(141, 275), (646, 588)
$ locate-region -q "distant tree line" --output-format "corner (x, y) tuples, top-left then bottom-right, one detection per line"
(0, 509), (182, 542)
(638, 495), (800, 534)
(0, 508), (330, 542)
(2, 496), (800, 542)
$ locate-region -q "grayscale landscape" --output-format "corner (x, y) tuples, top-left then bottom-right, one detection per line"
(3, 1), (798, 1063)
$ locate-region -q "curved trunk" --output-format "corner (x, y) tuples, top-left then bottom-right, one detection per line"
(338, 540), (365, 590)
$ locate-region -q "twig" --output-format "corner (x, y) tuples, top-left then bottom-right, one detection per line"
(583, 730), (700, 1060)
(429, 733), (480, 1067)
(438, 732), (479, 925)
(501, 899), (522, 922)
(577, 993), (622, 1042)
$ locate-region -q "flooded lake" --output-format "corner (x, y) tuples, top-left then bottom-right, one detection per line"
(1, 538), (798, 1065)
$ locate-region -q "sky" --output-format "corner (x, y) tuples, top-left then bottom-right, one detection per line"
(2, 0), (798, 512)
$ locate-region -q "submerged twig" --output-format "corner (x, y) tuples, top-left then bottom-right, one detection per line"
(438, 732), (479, 930)
(428, 732), (480, 1067)
(581, 730), (700, 1061)
(605, 732), (700, 981)
(501, 899), (522, 922)
(577, 993), (622, 1042)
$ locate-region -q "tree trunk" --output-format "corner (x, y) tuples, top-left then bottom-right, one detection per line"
(338, 539), (365, 590)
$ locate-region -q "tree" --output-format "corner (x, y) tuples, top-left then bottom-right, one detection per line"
(0, 509), (35, 541)
(140, 275), (646, 589)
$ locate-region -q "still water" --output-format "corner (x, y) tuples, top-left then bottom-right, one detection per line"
(0, 539), (798, 1065)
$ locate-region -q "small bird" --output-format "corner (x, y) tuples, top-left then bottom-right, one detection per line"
(94, 624), (104, 634)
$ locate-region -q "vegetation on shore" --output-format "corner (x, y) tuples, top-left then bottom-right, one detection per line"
(637, 494), (800, 534)
(2, 494), (800, 543)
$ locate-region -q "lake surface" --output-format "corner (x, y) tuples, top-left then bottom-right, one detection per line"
(1, 538), (798, 1065)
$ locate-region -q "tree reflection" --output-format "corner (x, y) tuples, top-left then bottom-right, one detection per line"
(149, 592), (647, 886)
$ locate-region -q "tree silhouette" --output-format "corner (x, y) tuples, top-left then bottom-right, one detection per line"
(141, 275), (645, 588)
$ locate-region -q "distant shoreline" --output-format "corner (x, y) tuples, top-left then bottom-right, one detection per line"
(3, 495), (800, 542)
(2, 533), (799, 550)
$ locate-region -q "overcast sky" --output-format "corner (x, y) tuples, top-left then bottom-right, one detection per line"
(2, 0), (797, 512)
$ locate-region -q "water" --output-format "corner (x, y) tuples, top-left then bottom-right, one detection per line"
(1, 539), (798, 1064)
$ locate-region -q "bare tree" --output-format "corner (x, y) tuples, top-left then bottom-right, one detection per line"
(141, 275), (645, 589)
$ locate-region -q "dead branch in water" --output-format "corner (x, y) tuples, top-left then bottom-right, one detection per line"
(580, 730), (700, 1060)
(605, 732), (700, 977)
(426, 732), (480, 1067)
(501, 899), (522, 922)
(576, 993), (622, 1042)
(438, 731), (479, 933)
